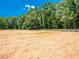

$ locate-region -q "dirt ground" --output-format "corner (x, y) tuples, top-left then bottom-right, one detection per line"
(0, 30), (79, 59)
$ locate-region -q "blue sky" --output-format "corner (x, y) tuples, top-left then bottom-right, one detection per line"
(0, 0), (61, 17)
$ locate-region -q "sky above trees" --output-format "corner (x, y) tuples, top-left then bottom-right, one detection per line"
(0, 0), (61, 17)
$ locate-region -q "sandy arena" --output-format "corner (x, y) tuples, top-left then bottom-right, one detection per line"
(0, 30), (79, 59)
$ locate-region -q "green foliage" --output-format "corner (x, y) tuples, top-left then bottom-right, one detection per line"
(0, 0), (79, 29)
(0, 17), (8, 29)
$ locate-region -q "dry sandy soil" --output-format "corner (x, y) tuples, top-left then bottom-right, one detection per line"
(0, 30), (79, 59)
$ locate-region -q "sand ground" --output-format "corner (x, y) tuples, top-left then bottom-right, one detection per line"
(0, 30), (79, 59)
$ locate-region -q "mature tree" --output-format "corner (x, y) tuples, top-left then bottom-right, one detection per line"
(0, 17), (8, 29)
(64, 0), (79, 28)
(0, 0), (79, 29)
(7, 17), (18, 29)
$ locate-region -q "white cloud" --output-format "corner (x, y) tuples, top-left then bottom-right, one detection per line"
(25, 5), (30, 8)
(25, 5), (35, 10)
(31, 5), (35, 9)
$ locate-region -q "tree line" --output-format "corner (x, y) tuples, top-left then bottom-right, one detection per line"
(0, 0), (79, 29)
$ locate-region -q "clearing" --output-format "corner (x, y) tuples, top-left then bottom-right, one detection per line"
(0, 30), (79, 59)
